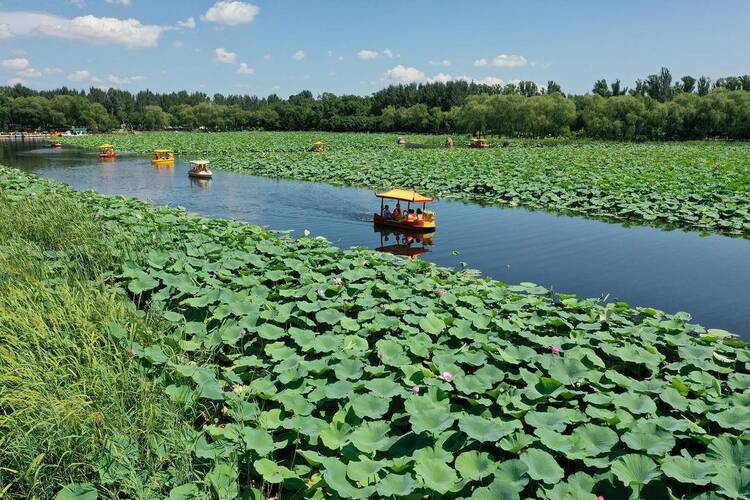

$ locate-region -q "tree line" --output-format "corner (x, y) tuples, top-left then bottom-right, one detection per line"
(1, 68), (749, 140)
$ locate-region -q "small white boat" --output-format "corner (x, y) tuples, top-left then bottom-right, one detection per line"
(188, 160), (212, 179)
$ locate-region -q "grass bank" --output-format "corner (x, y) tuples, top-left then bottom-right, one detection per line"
(0, 183), (196, 498)
(2, 165), (749, 499)
(61, 131), (750, 239)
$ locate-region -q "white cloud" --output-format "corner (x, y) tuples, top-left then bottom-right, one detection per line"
(383, 64), (425, 84)
(107, 74), (144, 85)
(202, 1), (259, 26)
(429, 72), (453, 83)
(357, 49), (378, 61)
(67, 70), (91, 82)
(0, 24), (10, 39)
(383, 48), (394, 58)
(292, 50), (305, 61)
(214, 47), (237, 64)
(105, 0), (131, 5)
(429, 59), (451, 67)
(473, 54), (527, 68)
(7, 77), (26, 86)
(1, 58), (31, 71)
(0, 11), (166, 49)
(43, 67), (62, 74)
(177, 16), (195, 29)
(18, 67), (42, 78)
(237, 63), (254, 75)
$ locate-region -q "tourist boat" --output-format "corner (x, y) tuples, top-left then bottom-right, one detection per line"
(188, 160), (212, 179)
(151, 148), (174, 166)
(310, 140), (326, 152)
(98, 144), (116, 158)
(469, 137), (490, 149)
(50, 141), (62, 148)
(373, 188), (436, 231)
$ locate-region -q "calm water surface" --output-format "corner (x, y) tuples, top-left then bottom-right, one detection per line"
(2, 140), (748, 337)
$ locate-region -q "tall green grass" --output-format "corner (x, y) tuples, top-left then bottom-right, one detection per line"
(0, 194), (195, 498)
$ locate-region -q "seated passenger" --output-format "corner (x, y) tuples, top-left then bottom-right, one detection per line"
(392, 203), (403, 219)
(406, 209), (416, 221)
(382, 204), (392, 218)
(416, 208), (423, 221)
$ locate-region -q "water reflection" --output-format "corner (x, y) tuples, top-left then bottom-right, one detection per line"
(374, 226), (434, 259)
(190, 177), (212, 191)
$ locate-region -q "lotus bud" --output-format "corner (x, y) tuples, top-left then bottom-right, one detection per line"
(412, 385), (420, 394)
(437, 288), (447, 297)
(551, 346), (561, 355)
(317, 288), (325, 298)
(440, 371), (453, 382)
(334, 276), (343, 285)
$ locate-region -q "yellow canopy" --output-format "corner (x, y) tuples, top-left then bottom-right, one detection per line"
(99, 144), (114, 148)
(154, 148), (173, 153)
(313, 141), (324, 145)
(375, 188), (433, 203)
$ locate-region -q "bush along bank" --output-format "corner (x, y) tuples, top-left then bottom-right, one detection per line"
(2, 166), (749, 499)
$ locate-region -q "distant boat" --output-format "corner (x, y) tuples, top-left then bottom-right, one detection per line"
(188, 160), (212, 179)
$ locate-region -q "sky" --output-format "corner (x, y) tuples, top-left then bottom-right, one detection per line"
(1, 0), (749, 98)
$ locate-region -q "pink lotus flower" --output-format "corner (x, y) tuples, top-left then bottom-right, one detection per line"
(334, 276), (343, 285)
(317, 288), (326, 298)
(440, 371), (453, 382)
(551, 346), (562, 355)
(597, 497), (604, 500)
(412, 385), (420, 394)
(379, 304), (385, 310)
(344, 299), (350, 306)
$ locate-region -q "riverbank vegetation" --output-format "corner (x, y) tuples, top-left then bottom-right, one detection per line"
(1, 166), (748, 499)
(3, 67), (750, 139)
(0, 181), (196, 498)
(62, 132), (750, 239)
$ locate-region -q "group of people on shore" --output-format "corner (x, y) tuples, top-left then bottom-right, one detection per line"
(381, 202), (424, 222)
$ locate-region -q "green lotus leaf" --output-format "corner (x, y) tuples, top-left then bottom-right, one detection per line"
(708, 407), (750, 431)
(254, 458), (296, 484)
(622, 421), (675, 455)
(707, 436), (750, 468)
(128, 271), (159, 294)
(455, 450), (496, 481)
(459, 414), (521, 442)
(661, 453), (714, 486)
(611, 454), (660, 495)
(612, 391), (657, 415)
(324, 380), (354, 400)
(319, 422), (352, 450)
(206, 462), (239, 499)
(659, 387), (689, 411)
(364, 377), (403, 398)
(405, 393), (455, 435)
(311, 334), (341, 353)
(349, 420), (392, 454)
(241, 427), (274, 456)
(375, 473), (417, 497)
(546, 471), (598, 500)
(321, 457), (376, 499)
(524, 410), (571, 432)
(498, 432), (537, 453)
(55, 483), (98, 500)
(350, 393), (390, 419)
(572, 423), (618, 456)
(419, 314), (446, 335)
(548, 357), (589, 385)
(257, 323), (285, 340)
(710, 463), (750, 499)
(346, 457), (385, 483)
(520, 449), (564, 484)
(334, 358), (364, 380)
(166, 483), (201, 500)
(414, 458), (458, 494)
(470, 479), (521, 500)
(316, 308), (345, 324)
(340, 317), (360, 331)
(376, 339), (411, 366)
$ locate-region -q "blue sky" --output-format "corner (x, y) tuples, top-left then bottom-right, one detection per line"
(1, 0), (749, 98)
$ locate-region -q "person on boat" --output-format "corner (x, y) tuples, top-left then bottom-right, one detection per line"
(416, 208), (424, 221)
(406, 209), (416, 222)
(392, 203), (403, 219)
(445, 136), (454, 148)
(382, 204), (392, 219)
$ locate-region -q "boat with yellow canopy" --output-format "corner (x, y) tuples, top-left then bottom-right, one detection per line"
(151, 148), (174, 166)
(98, 144), (116, 158)
(373, 188), (436, 231)
(469, 137), (489, 149)
(310, 140), (326, 152)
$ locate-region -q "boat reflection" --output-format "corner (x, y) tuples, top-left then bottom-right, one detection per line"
(190, 176), (211, 190)
(374, 226), (435, 259)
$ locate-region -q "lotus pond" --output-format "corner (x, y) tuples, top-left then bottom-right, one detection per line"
(2, 166), (749, 499)
(61, 132), (750, 239)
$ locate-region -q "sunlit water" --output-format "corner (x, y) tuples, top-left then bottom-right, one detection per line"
(2, 139), (748, 337)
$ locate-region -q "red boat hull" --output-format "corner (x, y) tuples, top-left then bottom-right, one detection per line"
(373, 213), (435, 231)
